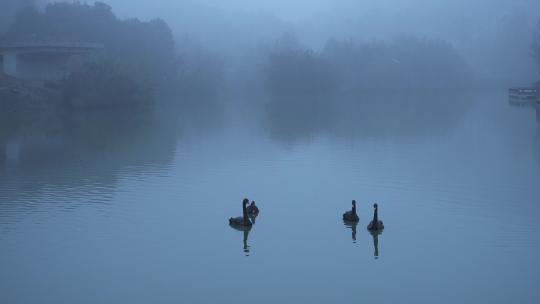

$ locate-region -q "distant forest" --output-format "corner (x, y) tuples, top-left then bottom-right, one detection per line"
(0, 0), (34, 33)
(262, 33), (472, 97)
(536, 23), (540, 73)
(1, 1), (223, 109)
(1, 1), (538, 111)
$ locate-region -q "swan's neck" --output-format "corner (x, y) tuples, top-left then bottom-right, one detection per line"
(242, 204), (249, 223)
(373, 207), (378, 223)
(352, 205), (356, 214)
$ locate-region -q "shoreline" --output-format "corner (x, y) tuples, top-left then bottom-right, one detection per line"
(0, 73), (62, 112)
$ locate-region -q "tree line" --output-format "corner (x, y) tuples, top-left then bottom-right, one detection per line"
(1, 1), (224, 109)
(262, 33), (472, 97)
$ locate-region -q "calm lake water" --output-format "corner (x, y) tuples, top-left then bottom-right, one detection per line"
(1, 91), (539, 303)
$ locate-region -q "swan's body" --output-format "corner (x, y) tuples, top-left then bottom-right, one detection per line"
(246, 201), (259, 215)
(342, 200), (359, 222)
(367, 220), (384, 230)
(229, 216), (251, 226)
(367, 203), (384, 231)
(229, 199), (252, 227)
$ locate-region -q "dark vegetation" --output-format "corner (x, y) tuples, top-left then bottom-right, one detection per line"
(0, 1), (489, 115)
(1, 2), (174, 108)
(23, 3), (166, 107)
(265, 50), (336, 95)
(61, 61), (153, 109)
(1, 1), (223, 109)
(263, 35), (471, 96)
(536, 22), (540, 73)
(259, 35), (335, 135)
(260, 33), (473, 133)
(0, 0), (35, 34)
(0, 72), (61, 112)
(324, 36), (472, 93)
(3, 1), (177, 81)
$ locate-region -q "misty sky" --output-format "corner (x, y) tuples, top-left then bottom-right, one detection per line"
(103, 0), (540, 22)
(98, 0), (540, 50)
(96, 0), (540, 80)
(25, 0), (540, 82)
(32, 0), (539, 47)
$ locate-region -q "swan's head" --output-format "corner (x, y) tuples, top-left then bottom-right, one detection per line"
(352, 200), (356, 207)
(373, 203), (378, 209)
(243, 198), (249, 206)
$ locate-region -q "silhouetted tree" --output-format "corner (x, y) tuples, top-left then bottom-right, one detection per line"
(0, 0), (35, 35)
(536, 21), (540, 73)
(61, 61), (152, 109)
(265, 49), (336, 96)
(263, 33), (336, 96)
(1, 2), (183, 108)
(3, 2), (177, 86)
(323, 36), (471, 93)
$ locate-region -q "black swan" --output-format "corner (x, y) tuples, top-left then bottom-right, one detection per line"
(248, 213), (258, 224)
(247, 200), (259, 216)
(229, 198), (252, 227)
(367, 203), (384, 231)
(342, 200), (359, 222)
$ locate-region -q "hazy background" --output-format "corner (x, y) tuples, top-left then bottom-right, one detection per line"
(97, 0), (540, 84)
(3, 0), (539, 86)
(2, 1), (540, 303)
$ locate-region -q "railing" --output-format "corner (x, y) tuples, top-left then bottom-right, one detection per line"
(508, 87), (538, 106)
(0, 42), (104, 52)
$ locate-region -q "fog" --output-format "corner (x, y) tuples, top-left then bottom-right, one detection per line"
(3, 0), (539, 85)
(1, 1), (540, 303)
(104, 0), (540, 83)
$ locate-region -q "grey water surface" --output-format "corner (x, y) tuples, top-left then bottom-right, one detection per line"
(1, 91), (539, 303)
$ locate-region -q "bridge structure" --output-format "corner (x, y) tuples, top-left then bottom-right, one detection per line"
(0, 42), (103, 81)
(537, 81), (540, 123)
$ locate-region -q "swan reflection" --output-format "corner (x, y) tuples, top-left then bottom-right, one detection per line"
(242, 228), (251, 255)
(343, 220), (358, 243)
(229, 225), (252, 256)
(369, 230), (382, 259)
